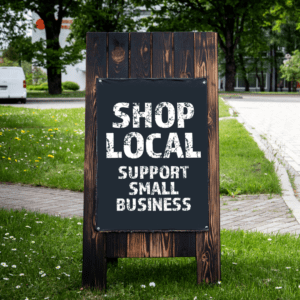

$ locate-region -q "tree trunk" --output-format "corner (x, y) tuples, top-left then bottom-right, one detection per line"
(288, 81), (291, 92)
(225, 55), (236, 91)
(269, 48), (273, 92)
(274, 48), (278, 92)
(238, 52), (249, 91)
(260, 69), (264, 92)
(45, 18), (62, 95)
(47, 66), (62, 94)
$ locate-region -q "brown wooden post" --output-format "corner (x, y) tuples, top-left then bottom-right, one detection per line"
(195, 32), (220, 283)
(83, 32), (220, 291)
(83, 32), (107, 290)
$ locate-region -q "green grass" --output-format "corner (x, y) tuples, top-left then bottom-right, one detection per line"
(0, 107), (85, 191)
(219, 119), (281, 195)
(219, 98), (231, 117)
(2, 208), (300, 299)
(0, 106), (281, 195)
(27, 91), (85, 98)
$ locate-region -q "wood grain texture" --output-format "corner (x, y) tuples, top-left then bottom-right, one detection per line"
(195, 32), (220, 283)
(174, 32), (194, 78)
(152, 32), (173, 78)
(107, 33), (130, 260)
(108, 33), (129, 78)
(150, 32), (174, 258)
(127, 233), (150, 257)
(174, 233), (196, 257)
(106, 233), (127, 258)
(194, 32), (207, 78)
(130, 33), (151, 78)
(126, 32), (151, 257)
(83, 32), (107, 290)
(150, 233), (174, 257)
(173, 32), (196, 258)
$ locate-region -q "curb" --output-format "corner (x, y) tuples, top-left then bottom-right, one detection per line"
(27, 98), (85, 102)
(221, 97), (300, 224)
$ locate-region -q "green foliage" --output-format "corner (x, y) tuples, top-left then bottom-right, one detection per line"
(0, 1), (28, 48)
(62, 81), (80, 91)
(26, 85), (48, 91)
(0, 57), (18, 66)
(136, 0), (274, 91)
(280, 50), (300, 83)
(68, 0), (141, 47)
(5, 0), (84, 94)
(32, 67), (47, 85)
(25, 72), (33, 85)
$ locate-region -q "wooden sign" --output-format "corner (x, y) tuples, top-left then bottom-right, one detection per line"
(96, 78), (208, 231)
(84, 32), (220, 290)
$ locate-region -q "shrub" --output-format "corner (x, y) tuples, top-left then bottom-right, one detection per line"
(62, 81), (80, 91)
(26, 85), (35, 90)
(26, 85), (47, 91)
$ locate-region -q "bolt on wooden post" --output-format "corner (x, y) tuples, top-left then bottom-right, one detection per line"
(83, 32), (220, 290)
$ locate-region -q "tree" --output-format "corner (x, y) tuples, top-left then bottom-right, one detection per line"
(280, 50), (300, 91)
(68, 0), (141, 48)
(136, 0), (275, 91)
(270, 0), (300, 91)
(0, 1), (27, 49)
(6, 0), (84, 94)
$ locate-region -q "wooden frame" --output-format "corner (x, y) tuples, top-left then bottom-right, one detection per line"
(83, 32), (219, 290)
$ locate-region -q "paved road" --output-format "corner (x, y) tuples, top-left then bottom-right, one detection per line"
(227, 96), (300, 195)
(0, 100), (85, 109)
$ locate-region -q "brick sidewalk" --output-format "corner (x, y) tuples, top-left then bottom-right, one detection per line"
(1, 183), (300, 235)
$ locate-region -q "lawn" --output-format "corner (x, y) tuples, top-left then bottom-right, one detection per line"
(0, 100), (281, 195)
(219, 98), (231, 117)
(1, 208), (300, 299)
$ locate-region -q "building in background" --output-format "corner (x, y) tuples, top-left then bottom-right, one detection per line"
(31, 12), (86, 90)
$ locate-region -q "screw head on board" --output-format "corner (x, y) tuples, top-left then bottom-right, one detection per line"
(99, 79), (102, 83)
(96, 227), (100, 231)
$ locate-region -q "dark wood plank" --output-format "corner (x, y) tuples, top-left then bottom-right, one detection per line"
(195, 32), (220, 283)
(194, 32), (207, 78)
(83, 32), (107, 290)
(107, 33), (130, 259)
(108, 33), (129, 78)
(172, 32), (196, 258)
(206, 32), (220, 283)
(152, 32), (173, 78)
(130, 32), (151, 78)
(150, 32), (174, 257)
(127, 233), (150, 257)
(173, 233), (196, 257)
(126, 32), (151, 257)
(150, 233), (174, 257)
(174, 32), (194, 78)
(106, 233), (127, 258)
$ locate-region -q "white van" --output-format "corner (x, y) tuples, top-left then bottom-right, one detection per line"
(0, 67), (27, 103)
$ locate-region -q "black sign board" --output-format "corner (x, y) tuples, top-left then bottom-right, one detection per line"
(96, 78), (208, 231)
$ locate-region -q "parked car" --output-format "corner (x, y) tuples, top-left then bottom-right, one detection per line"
(0, 67), (27, 103)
